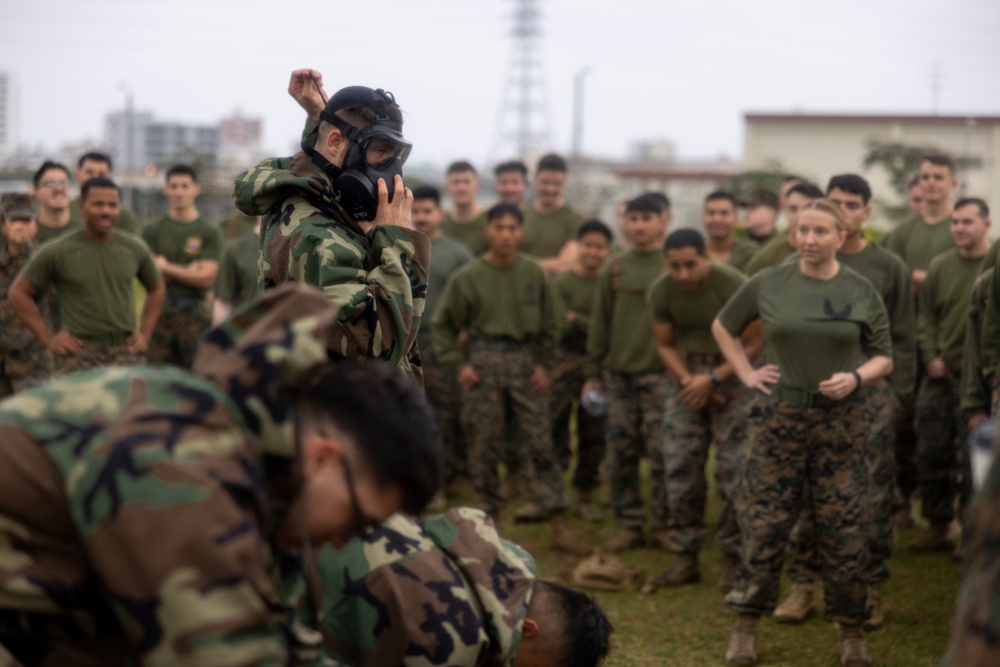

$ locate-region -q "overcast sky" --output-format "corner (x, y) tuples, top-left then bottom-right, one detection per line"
(3, 0), (999, 171)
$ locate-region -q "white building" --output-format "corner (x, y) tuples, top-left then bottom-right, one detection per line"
(744, 112), (1000, 224)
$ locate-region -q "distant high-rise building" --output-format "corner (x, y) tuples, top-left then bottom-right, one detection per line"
(0, 72), (19, 157)
(105, 111), (218, 172)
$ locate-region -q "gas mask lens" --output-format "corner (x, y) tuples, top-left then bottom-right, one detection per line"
(363, 135), (411, 169)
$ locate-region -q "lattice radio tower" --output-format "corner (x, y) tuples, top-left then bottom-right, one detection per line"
(489, 0), (553, 163)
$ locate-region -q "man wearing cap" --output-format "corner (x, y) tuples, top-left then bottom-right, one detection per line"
(233, 68), (429, 374)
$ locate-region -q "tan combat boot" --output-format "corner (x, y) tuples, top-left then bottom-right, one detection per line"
(907, 522), (955, 553)
(655, 553), (702, 586)
(605, 527), (645, 552)
(551, 514), (592, 555)
(863, 583), (883, 631)
(838, 623), (872, 667)
(725, 613), (759, 666)
(774, 582), (815, 623)
(648, 528), (674, 551)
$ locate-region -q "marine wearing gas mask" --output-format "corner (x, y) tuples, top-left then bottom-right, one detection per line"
(233, 69), (429, 377)
(306, 86), (412, 222)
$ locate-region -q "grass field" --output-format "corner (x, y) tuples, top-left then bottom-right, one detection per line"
(486, 473), (963, 667)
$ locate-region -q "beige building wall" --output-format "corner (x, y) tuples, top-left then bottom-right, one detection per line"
(743, 113), (1000, 231)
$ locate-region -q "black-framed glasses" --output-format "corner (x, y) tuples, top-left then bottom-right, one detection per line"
(341, 457), (378, 541)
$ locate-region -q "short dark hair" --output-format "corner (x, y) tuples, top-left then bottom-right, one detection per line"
(166, 164), (198, 182)
(411, 185), (440, 206)
(32, 160), (71, 188)
(80, 176), (120, 201)
(826, 174), (872, 204)
(298, 362), (441, 515)
(446, 160), (477, 176)
(786, 181), (825, 200)
(745, 188), (779, 210)
(536, 153), (567, 173)
(907, 174), (921, 190)
(494, 160), (528, 179)
(486, 201), (523, 224)
(625, 193), (662, 215)
(704, 190), (738, 209)
(641, 191), (671, 212)
(664, 228), (706, 255)
(955, 197), (990, 218)
(921, 152), (957, 174)
(535, 580), (612, 667)
(78, 152), (112, 170)
(577, 219), (613, 243)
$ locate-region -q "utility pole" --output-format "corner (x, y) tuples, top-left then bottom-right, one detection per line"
(490, 0), (553, 162)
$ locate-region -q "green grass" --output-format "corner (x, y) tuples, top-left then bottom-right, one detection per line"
(480, 466), (963, 666)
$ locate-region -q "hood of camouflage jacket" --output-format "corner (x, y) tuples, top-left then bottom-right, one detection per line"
(232, 122), (354, 226)
(423, 508), (537, 666)
(315, 508), (536, 667)
(192, 281), (339, 521)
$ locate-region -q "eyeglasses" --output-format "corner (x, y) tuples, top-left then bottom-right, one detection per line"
(341, 457), (379, 541)
(40, 180), (70, 190)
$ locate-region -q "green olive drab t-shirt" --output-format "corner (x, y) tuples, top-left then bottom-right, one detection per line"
(21, 230), (159, 341)
(980, 237), (1000, 273)
(881, 214), (954, 272)
(838, 244), (917, 397)
(725, 236), (758, 274)
(432, 255), (557, 373)
(521, 205), (585, 259)
(718, 262), (892, 391)
(585, 250), (665, 377)
(142, 216), (222, 301)
(746, 234), (796, 276)
(214, 232), (260, 309)
(961, 268), (994, 414)
(426, 234), (474, 324)
(553, 270), (601, 354)
(648, 261), (746, 355)
(35, 221), (83, 247)
(441, 211), (488, 256)
(919, 248), (985, 371)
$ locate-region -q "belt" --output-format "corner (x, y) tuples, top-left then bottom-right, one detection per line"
(165, 297), (207, 310)
(686, 352), (723, 366)
(75, 332), (131, 346)
(775, 386), (843, 409)
(470, 337), (530, 353)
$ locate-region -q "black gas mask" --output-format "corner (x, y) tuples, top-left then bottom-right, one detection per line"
(315, 86), (411, 222)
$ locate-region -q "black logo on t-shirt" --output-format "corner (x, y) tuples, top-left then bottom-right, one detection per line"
(823, 298), (852, 320)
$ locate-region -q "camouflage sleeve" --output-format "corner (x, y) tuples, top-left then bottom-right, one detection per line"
(4, 377), (301, 666)
(941, 439), (1000, 666)
(266, 217), (430, 367)
(313, 224), (429, 366)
